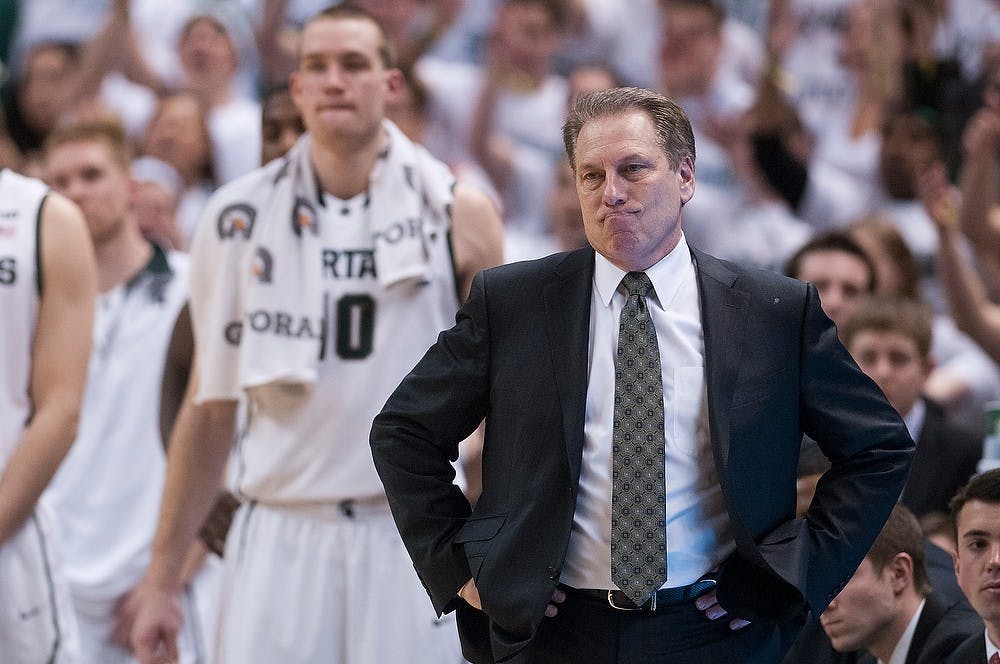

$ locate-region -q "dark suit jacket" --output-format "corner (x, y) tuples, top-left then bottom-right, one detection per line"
(781, 591), (982, 664)
(901, 398), (982, 518)
(371, 247), (914, 663)
(926, 540), (966, 606)
(946, 632), (988, 663)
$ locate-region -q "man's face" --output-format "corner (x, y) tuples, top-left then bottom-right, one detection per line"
(47, 139), (131, 244)
(795, 250), (872, 329)
(178, 18), (237, 84)
(574, 110), (694, 271)
(848, 330), (929, 417)
(290, 17), (399, 148)
(547, 159), (588, 251)
(261, 91), (305, 164)
(19, 45), (78, 133)
(144, 96), (210, 183)
(879, 117), (939, 200)
(820, 558), (897, 653)
(954, 500), (1000, 632)
(493, 3), (560, 77)
(659, 4), (722, 98)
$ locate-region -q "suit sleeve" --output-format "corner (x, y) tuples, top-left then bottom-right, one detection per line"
(370, 270), (493, 615)
(798, 283), (915, 615)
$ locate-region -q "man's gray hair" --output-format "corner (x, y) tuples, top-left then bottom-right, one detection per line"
(562, 86), (696, 171)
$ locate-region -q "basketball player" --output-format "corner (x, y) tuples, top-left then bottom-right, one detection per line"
(42, 116), (220, 663)
(0, 167), (97, 662)
(131, 6), (503, 663)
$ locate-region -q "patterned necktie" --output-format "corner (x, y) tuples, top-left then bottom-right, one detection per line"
(991, 653), (999, 664)
(611, 271), (667, 607)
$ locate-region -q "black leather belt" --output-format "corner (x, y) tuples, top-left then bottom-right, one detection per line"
(567, 577), (717, 611)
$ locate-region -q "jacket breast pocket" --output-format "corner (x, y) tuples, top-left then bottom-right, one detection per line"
(453, 514), (506, 580)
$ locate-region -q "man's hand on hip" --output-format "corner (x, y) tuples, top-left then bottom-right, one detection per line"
(695, 590), (751, 630)
(458, 578), (566, 617)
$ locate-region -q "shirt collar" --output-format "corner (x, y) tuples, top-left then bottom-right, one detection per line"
(125, 242), (172, 293)
(988, 628), (999, 662)
(593, 234), (693, 309)
(902, 398), (927, 442)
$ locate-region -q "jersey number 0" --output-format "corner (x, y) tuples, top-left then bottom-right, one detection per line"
(333, 294), (375, 360)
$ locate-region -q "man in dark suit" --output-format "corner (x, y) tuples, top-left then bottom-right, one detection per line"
(782, 504), (981, 664)
(370, 87), (914, 663)
(840, 296), (982, 519)
(946, 470), (1000, 664)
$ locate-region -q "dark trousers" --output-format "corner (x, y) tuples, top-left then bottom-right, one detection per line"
(505, 586), (800, 664)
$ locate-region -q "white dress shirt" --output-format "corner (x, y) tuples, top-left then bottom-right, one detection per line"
(902, 398), (927, 444)
(560, 235), (736, 590)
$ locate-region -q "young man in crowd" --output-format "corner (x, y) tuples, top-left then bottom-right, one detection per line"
(782, 504), (981, 663)
(841, 296), (982, 518)
(946, 470), (1000, 663)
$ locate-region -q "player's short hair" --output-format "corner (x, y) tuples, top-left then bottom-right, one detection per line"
(950, 469), (1000, 543)
(44, 114), (132, 169)
(304, 4), (395, 69)
(784, 231), (878, 293)
(840, 295), (933, 359)
(867, 504), (931, 596)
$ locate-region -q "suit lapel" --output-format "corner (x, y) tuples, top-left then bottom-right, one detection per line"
(544, 249), (594, 493)
(692, 249), (747, 475)
(691, 249), (772, 562)
(905, 592), (948, 664)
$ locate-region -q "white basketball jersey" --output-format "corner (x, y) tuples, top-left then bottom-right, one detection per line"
(0, 169), (46, 470)
(234, 189), (460, 504)
(46, 247), (190, 603)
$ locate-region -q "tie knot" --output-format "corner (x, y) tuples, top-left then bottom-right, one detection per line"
(991, 653), (1000, 664)
(622, 272), (653, 298)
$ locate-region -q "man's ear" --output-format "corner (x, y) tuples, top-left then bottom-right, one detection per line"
(384, 68), (404, 102)
(678, 155), (695, 205)
(888, 552), (914, 594)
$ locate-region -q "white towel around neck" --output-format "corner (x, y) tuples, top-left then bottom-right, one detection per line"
(195, 120), (456, 398)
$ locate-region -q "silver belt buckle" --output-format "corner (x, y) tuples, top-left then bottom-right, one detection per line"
(607, 590), (653, 611)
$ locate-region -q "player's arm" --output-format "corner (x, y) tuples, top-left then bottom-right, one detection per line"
(0, 193), (96, 546)
(161, 318), (240, 559)
(450, 182), (504, 301)
(159, 303), (193, 450)
(132, 363), (235, 663)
